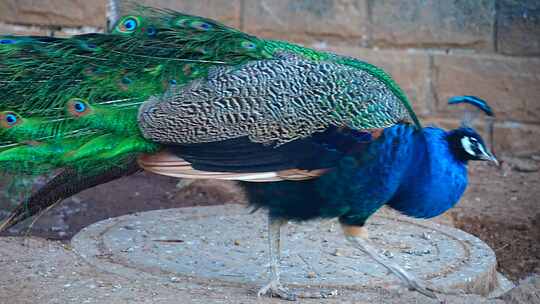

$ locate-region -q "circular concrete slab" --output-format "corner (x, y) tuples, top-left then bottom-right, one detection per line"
(72, 204), (500, 296)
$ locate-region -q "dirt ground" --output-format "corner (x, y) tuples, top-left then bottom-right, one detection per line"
(0, 153), (539, 286)
(449, 156), (540, 281)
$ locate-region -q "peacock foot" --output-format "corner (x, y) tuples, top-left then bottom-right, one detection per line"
(257, 280), (338, 301)
(257, 280), (297, 301)
(401, 276), (439, 299)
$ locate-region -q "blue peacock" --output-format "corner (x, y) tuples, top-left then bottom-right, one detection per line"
(0, 7), (497, 300)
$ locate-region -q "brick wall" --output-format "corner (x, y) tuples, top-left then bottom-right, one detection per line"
(1, 0), (539, 154)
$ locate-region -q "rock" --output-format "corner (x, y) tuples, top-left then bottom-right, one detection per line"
(332, 248), (344, 256)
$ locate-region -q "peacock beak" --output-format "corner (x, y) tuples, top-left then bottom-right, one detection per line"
(480, 150), (499, 166)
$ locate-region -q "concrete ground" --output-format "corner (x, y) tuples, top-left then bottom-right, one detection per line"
(3, 205), (535, 304)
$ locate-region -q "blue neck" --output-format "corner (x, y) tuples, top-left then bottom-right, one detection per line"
(386, 126), (468, 218)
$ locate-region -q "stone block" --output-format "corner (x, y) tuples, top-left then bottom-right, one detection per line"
(433, 53), (540, 123)
(370, 0), (496, 50)
(492, 121), (540, 155)
(326, 47), (432, 115)
(0, 0), (106, 28)
(0, 23), (50, 36)
(497, 0), (540, 56)
(243, 0), (369, 44)
(423, 117), (540, 155)
(118, 0), (241, 28)
(51, 27), (105, 38)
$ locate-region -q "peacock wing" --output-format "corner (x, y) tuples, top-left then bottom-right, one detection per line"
(137, 53), (406, 180)
(140, 53), (409, 145)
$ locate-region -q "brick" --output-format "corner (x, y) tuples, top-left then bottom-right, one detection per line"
(497, 0), (540, 56)
(118, 0), (241, 28)
(243, 0), (369, 44)
(423, 117), (540, 155)
(433, 53), (540, 123)
(0, 0), (106, 28)
(370, 0), (496, 50)
(326, 46), (432, 116)
(51, 27), (105, 38)
(0, 23), (50, 36)
(492, 121), (540, 154)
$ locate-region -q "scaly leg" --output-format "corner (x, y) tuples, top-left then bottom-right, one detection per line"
(257, 216), (337, 300)
(343, 225), (439, 299)
(257, 216), (296, 300)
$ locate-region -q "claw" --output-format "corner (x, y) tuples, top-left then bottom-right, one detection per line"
(257, 280), (338, 300)
(257, 280), (297, 301)
(406, 279), (439, 300)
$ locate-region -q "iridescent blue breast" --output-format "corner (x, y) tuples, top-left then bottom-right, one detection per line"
(388, 127), (468, 218)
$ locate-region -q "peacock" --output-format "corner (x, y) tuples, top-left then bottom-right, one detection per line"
(0, 7), (498, 300)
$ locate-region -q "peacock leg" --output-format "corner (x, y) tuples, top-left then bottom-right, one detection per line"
(257, 216), (296, 300)
(257, 215), (338, 300)
(343, 225), (439, 299)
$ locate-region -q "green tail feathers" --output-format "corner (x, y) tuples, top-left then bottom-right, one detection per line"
(0, 7), (273, 178)
(0, 6), (421, 181)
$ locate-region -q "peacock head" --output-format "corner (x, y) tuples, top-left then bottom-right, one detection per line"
(446, 128), (497, 164)
(446, 96), (498, 165)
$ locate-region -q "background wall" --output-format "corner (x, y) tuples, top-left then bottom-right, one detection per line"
(1, 0), (539, 154)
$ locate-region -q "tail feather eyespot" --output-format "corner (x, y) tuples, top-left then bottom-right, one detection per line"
(114, 16), (142, 34)
(77, 40), (101, 52)
(0, 38), (16, 45)
(146, 26), (158, 37)
(189, 20), (213, 31)
(66, 98), (91, 117)
(0, 111), (22, 129)
(241, 40), (258, 51)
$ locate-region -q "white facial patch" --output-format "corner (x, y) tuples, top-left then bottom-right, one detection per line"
(460, 137), (476, 156)
(477, 140), (489, 157)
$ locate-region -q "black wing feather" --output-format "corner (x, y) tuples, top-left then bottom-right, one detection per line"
(168, 127), (373, 173)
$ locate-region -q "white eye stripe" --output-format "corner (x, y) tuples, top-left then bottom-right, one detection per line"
(460, 137), (476, 156)
(477, 141), (489, 156)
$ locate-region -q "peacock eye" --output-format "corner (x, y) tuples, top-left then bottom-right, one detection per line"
(5, 113), (17, 125)
(123, 18), (138, 31)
